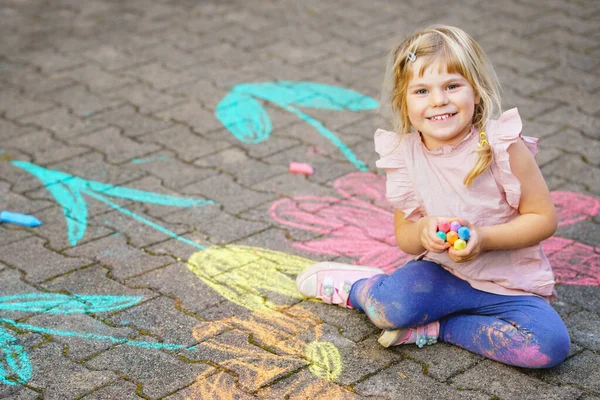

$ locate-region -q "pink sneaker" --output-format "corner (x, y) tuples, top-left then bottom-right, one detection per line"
(378, 321), (440, 348)
(296, 262), (383, 308)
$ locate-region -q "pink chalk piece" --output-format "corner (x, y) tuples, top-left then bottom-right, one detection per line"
(289, 162), (314, 175)
(438, 221), (450, 233)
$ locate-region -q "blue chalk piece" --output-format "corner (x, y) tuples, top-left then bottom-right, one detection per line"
(458, 226), (471, 241)
(436, 231), (447, 242)
(0, 211), (42, 227)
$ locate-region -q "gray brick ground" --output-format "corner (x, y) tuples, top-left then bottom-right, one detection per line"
(0, 0), (598, 398)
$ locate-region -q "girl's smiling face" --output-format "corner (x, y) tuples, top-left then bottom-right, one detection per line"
(406, 57), (480, 150)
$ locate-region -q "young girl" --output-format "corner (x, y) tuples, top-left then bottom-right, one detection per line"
(295, 25), (570, 369)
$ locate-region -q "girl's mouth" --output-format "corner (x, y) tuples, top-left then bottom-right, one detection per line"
(427, 112), (457, 121)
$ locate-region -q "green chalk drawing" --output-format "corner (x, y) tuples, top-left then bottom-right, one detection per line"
(0, 294), (194, 386)
(216, 81), (378, 171)
(10, 161), (213, 249)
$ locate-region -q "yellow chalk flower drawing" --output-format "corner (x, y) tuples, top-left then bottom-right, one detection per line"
(186, 245), (351, 397)
(186, 245), (310, 313)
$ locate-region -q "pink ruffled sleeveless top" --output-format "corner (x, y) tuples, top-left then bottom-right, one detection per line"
(374, 108), (555, 299)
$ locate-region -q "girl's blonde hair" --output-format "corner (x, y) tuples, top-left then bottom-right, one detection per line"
(381, 25), (502, 187)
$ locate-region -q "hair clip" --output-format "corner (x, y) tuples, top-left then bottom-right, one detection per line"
(477, 131), (488, 148)
(407, 51), (417, 62)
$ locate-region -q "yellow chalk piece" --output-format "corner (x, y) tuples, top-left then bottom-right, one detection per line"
(453, 239), (467, 250)
(304, 340), (342, 381)
(187, 245), (313, 313)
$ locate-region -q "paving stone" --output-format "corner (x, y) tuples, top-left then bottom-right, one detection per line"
(72, 126), (161, 164)
(82, 44), (154, 72)
(184, 329), (307, 392)
(19, 107), (108, 140)
(0, 236), (89, 282)
(85, 207), (190, 250)
(90, 105), (173, 138)
(106, 84), (186, 114)
(450, 359), (583, 399)
(396, 341), (484, 382)
(0, 117), (30, 141)
(126, 150), (218, 189)
(0, 385), (41, 400)
(290, 324), (400, 386)
(123, 62), (200, 90)
(355, 359), (489, 399)
(0, 225), (33, 247)
(542, 106), (600, 139)
(296, 300), (380, 343)
(557, 284), (600, 314)
(25, 342), (118, 400)
(183, 173), (276, 215)
(0, 180), (54, 216)
(84, 340), (210, 399)
(20, 202), (116, 252)
(0, 87), (55, 120)
(542, 154), (600, 193)
(41, 264), (155, 300)
(155, 101), (223, 133)
(255, 368), (362, 399)
(541, 130), (600, 167)
(3, 129), (89, 165)
(79, 378), (142, 399)
(527, 350), (600, 394)
(139, 124), (231, 162)
(126, 262), (225, 315)
(164, 371), (257, 400)
(563, 310), (600, 351)
(107, 296), (200, 347)
(555, 219), (600, 248)
(24, 313), (137, 361)
(64, 233), (174, 280)
(195, 148), (288, 187)
(41, 84), (123, 117)
(15, 50), (84, 73)
(51, 64), (134, 93)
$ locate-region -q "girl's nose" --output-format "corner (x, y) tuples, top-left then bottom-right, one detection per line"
(430, 89), (448, 106)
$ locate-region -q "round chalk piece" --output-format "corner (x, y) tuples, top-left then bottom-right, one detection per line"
(458, 226), (471, 241)
(438, 221), (450, 233)
(446, 231), (458, 245)
(450, 221), (461, 232)
(436, 231), (447, 242)
(453, 239), (467, 250)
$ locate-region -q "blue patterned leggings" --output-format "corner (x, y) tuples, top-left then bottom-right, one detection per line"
(348, 260), (570, 368)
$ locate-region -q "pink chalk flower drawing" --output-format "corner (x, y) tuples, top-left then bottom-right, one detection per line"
(269, 172), (600, 286)
(269, 172), (412, 274)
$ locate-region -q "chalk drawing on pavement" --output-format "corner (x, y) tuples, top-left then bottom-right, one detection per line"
(11, 161), (213, 249)
(0, 294), (198, 386)
(216, 81), (378, 171)
(269, 172), (600, 285)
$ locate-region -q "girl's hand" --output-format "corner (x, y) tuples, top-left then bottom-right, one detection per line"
(419, 216), (452, 253)
(448, 219), (486, 263)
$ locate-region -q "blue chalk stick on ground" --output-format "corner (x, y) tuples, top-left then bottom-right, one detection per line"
(0, 211), (42, 227)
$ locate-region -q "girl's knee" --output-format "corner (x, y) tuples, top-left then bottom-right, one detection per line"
(509, 330), (571, 369)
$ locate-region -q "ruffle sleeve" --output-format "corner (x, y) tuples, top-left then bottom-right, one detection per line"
(374, 129), (423, 221)
(489, 108), (538, 209)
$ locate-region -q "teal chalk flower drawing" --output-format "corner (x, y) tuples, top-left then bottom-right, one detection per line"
(216, 81), (379, 171)
(0, 293), (194, 386)
(11, 161), (214, 250)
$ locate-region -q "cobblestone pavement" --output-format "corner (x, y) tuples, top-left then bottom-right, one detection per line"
(0, 0), (599, 399)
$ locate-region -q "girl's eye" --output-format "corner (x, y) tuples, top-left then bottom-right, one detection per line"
(415, 89), (427, 94)
(447, 84), (459, 90)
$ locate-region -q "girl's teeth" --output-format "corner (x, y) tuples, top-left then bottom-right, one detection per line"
(431, 114), (452, 120)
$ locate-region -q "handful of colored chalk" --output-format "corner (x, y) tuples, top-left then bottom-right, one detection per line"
(437, 221), (470, 250)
